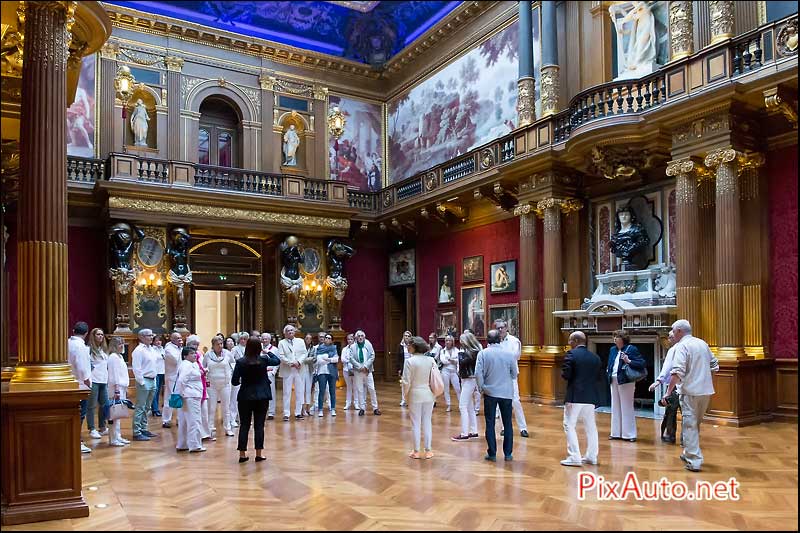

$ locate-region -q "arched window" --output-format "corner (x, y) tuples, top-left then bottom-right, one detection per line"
(198, 96), (241, 168)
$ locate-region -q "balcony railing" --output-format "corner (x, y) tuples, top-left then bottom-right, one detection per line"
(67, 156), (104, 183)
(195, 164), (282, 196)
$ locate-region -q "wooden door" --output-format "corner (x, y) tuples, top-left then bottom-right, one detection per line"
(383, 289), (406, 382)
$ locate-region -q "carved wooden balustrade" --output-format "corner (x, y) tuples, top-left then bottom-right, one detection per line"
(66, 156), (105, 184)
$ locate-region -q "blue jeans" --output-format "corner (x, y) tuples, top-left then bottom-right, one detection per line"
(80, 398), (88, 425)
(133, 378), (156, 436)
(151, 373), (165, 413)
(317, 374), (336, 410)
(484, 395), (513, 458)
(87, 382), (109, 430)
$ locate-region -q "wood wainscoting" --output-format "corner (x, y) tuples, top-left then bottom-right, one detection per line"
(775, 358), (798, 421)
(530, 352), (566, 405)
(706, 358), (776, 427)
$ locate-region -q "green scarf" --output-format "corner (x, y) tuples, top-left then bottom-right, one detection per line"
(357, 341), (365, 363)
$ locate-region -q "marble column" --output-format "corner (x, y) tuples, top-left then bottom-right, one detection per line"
(708, 1), (735, 45)
(517, 0), (535, 127)
(11, 1), (78, 390)
(513, 205), (541, 348)
(705, 148), (746, 359)
(667, 157), (703, 334)
(165, 56), (183, 160)
(669, 1), (694, 60)
(540, 0), (560, 117)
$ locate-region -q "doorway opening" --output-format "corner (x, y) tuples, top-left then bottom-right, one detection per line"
(194, 289), (243, 351)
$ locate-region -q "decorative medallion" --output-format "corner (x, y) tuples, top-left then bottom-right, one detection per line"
(424, 171), (437, 191)
(382, 189), (393, 208)
(480, 148), (495, 170)
(777, 18), (798, 56)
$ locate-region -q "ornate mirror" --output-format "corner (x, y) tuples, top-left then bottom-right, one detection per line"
(137, 236), (164, 267)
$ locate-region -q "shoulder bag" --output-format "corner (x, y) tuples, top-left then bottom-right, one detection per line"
(108, 396), (132, 420)
(429, 361), (445, 397)
(168, 370), (183, 409)
(619, 346), (648, 383)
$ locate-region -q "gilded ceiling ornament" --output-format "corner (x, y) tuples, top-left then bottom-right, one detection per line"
(540, 65), (560, 117)
(668, 1), (693, 60)
(776, 18), (798, 56)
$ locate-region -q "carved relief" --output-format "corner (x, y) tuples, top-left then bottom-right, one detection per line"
(764, 87), (798, 128)
(708, 1), (735, 44)
(669, 1), (693, 60)
(424, 171), (437, 191)
(517, 77), (535, 127)
(599, 206), (611, 274)
(480, 148), (495, 170)
(119, 47), (165, 68)
(181, 76), (204, 101)
(589, 145), (662, 180)
(672, 111), (731, 146)
(776, 17), (798, 56)
(540, 65), (560, 117)
(164, 56), (184, 72)
(272, 77), (314, 97)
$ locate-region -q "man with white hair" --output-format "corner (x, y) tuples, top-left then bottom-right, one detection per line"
(560, 331), (602, 466)
(162, 331), (183, 428)
(664, 319), (718, 472)
(496, 319), (529, 438)
(131, 329), (159, 441)
(350, 330), (382, 416)
(260, 332), (279, 420)
(229, 332), (249, 427)
(278, 324), (307, 420)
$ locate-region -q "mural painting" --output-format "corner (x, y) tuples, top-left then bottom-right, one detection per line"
(67, 53), (96, 158)
(329, 95), (383, 191)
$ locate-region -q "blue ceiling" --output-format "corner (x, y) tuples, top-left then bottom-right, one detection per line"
(106, 1), (462, 67)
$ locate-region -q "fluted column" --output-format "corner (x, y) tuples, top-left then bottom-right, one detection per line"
(540, 0), (560, 117)
(98, 41), (118, 159)
(165, 56), (183, 160)
(705, 148), (746, 359)
(11, 1), (78, 390)
(667, 157), (704, 333)
(739, 153), (766, 358)
(708, 1), (735, 45)
(517, 0), (535, 127)
(513, 205), (541, 348)
(669, 1), (694, 60)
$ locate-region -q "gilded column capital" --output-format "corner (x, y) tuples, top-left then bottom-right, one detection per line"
(312, 84), (328, 101)
(513, 203), (533, 217)
(540, 65), (560, 117)
(100, 41), (119, 60)
(535, 197), (582, 225)
(704, 147), (740, 168)
(669, 1), (694, 60)
(708, 1), (735, 45)
(665, 157), (698, 176)
(517, 77), (536, 128)
(164, 56), (184, 72)
(259, 72), (276, 91)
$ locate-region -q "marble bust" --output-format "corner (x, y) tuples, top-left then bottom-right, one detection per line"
(609, 206), (650, 270)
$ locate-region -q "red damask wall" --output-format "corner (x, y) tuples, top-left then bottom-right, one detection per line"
(341, 243), (387, 349)
(4, 225), (106, 357)
(417, 217), (521, 336)
(768, 144), (798, 359)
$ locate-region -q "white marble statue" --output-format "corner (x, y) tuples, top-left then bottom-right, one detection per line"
(130, 99), (150, 147)
(609, 1), (658, 80)
(283, 124), (300, 166)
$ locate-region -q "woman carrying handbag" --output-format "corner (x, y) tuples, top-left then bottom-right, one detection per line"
(606, 329), (646, 442)
(106, 336), (131, 447)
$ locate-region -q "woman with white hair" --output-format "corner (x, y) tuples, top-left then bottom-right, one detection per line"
(203, 337), (235, 437)
(186, 334), (214, 441)
(176, 346), (205, 452)
(106, 336), (130, 447)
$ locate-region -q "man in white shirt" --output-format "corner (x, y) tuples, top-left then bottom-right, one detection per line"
(68, 321), (92, 453)
(664, 319), (718, 472)
(496, 319), (529, 437)
(351, 330), (381, 416)
(278, 324), (307, 420)
(261, 332), (279, 420)
(229, 332), (249, 427)
(131, 329), (159, 441)
(162, 332), (183, 428)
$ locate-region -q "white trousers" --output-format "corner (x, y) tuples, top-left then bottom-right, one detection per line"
(409, 401), (434, 452)
(353, 371), (379, 410)
(177, 397), (202, 451)
(459, 378), (479, 436)
(162, 374), (177, 423)
(229, 384), (241, 422)
(563, 402), (599, 462)
(343, 372), (354, 408)
(473, 386), (481, 413)
(207, 381), (231, 432)
(303, 370), (314, 405)
(511, 379), (528, 431)
(107, 388), (126, 444)
(441, 368), (461, 408)
(200, 397), (211, 438)
(610, 378), (637, 439)
(267, 371), (276, 416)
(282, 369), (303, 417)
(680, 394), (711, 470)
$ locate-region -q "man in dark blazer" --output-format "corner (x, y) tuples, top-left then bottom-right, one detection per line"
(560, 331), (603, 466)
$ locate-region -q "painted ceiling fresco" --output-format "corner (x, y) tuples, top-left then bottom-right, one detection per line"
(106, 1), (461, 67)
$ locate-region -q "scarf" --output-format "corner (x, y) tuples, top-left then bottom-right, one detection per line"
(357, 341), (365, 363)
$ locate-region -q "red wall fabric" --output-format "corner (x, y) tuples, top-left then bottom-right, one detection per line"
(5, 217), (19, 356)
(341, 243), (387, 349)
(768, 145), (798, 359)
(417, 217), (520, 336)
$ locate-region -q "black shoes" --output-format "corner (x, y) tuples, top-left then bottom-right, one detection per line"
(239, 456), (249, 463)
(358, 409), (365, 416)
(373, 409), (382, 416)
(255, 456), (267, 462)
(520, 430), (529, 438)
(484, 454), (496, 462)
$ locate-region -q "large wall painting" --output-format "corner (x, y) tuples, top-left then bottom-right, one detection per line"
(329, 94), (383, 191)
(388, 9), (540, 184)
(67, 53), (96, 158)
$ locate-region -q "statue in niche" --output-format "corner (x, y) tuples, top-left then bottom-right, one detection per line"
(326, 239), (355, 279)
(108, 222), (145, 271)
(167, 227), (192, 307)
(609, 205), (650, 271)
(609, 1), (657, 79)
(130, 99), (150, 147)
(283, 124), (300, 166)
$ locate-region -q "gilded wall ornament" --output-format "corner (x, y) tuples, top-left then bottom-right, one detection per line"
(517, 77), (535, 127)
(540, 65), (560, 117)
(272, 77), (314, 98)
(776, 18), (798, 56)
(119, 48), (165, 68)
(424, 171), (437, 191)
(480, 148), (495, 170)
(382, 190), (393, 208)
(181, 77), (204, 101)
(512, 203), (532, 217)
(164, 56), (184, 72)
(668, 1), (693, 60)
(589, 145), (661, 180)
(708, 1), (735, 44)
(764, 87), (798, 128)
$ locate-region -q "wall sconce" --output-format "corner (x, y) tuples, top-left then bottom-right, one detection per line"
(327, 106), (346, 139)
(138, 271), (163, 297)
(303, 278), (324, 295)
(114, 65), (136, 153)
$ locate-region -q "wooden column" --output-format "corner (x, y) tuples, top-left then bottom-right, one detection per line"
(739, 154), (767, 358)
(513, 206), (540, 400)
(667, 157), (704, 334)
(539, 198), (566, 351)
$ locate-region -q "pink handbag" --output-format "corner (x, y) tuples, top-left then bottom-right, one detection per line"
(429, 362), (444, 397)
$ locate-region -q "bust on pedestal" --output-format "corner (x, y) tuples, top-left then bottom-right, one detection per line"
(610, 206), (650, 271)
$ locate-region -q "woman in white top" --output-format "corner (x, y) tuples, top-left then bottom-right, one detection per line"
(203, 337), (235, 437)
(438, 335), (461, 412)
(402, 336), (437, 459)
(87, 328), (110, 439)
(341, 333), (356, 410)
(398, 331), (413, 407)
(106, 336), (130, 447)
(176, 347), (205, 452)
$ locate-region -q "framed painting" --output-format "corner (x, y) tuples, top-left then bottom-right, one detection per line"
(461, 284), (486, 338)
(388, 249), (415, 286)
(437, 265), (455, 305)
(435, 309), (458, 339)
(462, 255), (483, 283)
(490, 259), (517, 294)
(489, 303), (520, 338)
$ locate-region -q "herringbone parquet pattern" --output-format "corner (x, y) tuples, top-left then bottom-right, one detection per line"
(6, 383), (798, 530)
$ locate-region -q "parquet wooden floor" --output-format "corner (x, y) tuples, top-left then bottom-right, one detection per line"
(6, 383), (797, 531)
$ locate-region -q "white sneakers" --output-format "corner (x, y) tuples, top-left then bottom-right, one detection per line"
(100, 428), (109, 436)
(318, 411), (324, 417)
(189, 447), (207, 453)
(560, 458), (583, 467)
(331, 410), (336, 417)
(80, 443), (92, 453)
(109, 441), (126, 447)
(225, 430), (235, 437)
(446, 406), (451, 412)
(89, 430), (102, 439)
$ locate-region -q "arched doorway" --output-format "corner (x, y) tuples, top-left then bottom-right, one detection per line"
(198, 96), (242, 168)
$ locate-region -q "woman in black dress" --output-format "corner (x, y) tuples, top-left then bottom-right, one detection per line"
(231, 337), (280, 462)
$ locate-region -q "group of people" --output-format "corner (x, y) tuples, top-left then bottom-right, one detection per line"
(68, 316), (717, 472)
